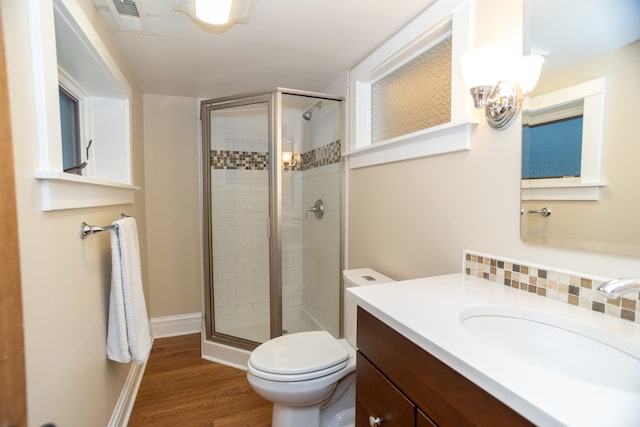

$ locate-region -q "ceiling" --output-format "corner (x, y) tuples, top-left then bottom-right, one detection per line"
(525, 0), (640, 73)
(92, 0), (436, 98)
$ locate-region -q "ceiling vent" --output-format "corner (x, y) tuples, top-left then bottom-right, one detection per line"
(112, 0), (141, 18)
(105, 0), (149, 33)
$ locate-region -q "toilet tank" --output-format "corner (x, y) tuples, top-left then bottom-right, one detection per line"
(343, 268), (395, 348)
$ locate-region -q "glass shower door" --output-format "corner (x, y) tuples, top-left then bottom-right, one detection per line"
(280, 94), (342, 339)
(207, 99), (272, 345)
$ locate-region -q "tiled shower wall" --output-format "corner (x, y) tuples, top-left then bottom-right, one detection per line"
(464, 251), (639, 323)
(302, 163), (341, 337)
(211, 169), (271, 338)
(282, 171), (304, 324)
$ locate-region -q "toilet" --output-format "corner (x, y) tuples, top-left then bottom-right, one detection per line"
(246, 268), (395, 427)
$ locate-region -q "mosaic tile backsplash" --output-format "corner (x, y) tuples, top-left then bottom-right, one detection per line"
(464, 251), (639, 323)
(211, 140), (341, 171)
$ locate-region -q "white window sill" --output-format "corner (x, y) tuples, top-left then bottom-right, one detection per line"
(521, 178), (606, 201)
(345, 119), (478, 169)
(35, 171), (140, 211)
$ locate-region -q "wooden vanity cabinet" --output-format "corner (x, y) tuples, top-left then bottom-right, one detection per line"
(356, 352), (415, 426)
(356, 307), (533, 426)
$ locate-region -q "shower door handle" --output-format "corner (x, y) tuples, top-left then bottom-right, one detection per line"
(305, 199), (324, 219)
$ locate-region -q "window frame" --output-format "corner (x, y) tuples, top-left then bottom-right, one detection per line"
(521, 77), (607, 201)
(346, 0), (478, 169)
(58, 84), (82, 173)
(28, 0), (139, 211)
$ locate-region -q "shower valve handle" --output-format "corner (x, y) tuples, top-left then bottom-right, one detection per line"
(305, 199), (324, 219)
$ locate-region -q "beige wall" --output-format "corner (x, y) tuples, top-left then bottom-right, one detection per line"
(1, 0), (148, 425)
(143, 94), (202, 317)
(521, 41), (640, 255)
(5, 0), (636, 424)
(347, 0), (640, 281)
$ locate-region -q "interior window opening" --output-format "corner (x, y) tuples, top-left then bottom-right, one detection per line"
(59, 85), (83, 175)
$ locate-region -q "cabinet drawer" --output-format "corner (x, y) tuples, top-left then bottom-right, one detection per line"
(356, 352), (415, 427)
(357, 307), (532, 426)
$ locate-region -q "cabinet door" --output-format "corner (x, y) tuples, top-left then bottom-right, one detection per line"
(417, 409), (438, 427)
(356, 352), (415, 426)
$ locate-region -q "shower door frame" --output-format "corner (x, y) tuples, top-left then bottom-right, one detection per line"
(201, 88), (344, 351)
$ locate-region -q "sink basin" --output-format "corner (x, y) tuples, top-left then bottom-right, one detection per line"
(460, 306), (640, 393)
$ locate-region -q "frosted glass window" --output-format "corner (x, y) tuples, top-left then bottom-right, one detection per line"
(522, 116), (583, 179)
(371, 36), (451, 143)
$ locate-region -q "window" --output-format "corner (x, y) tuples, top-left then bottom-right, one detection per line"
(371, 36), (452, 143)
(27, 0), (138, 210)
(59, 86), (82, 174)
(347, 0), (477, 169)
(521, 77), (606, 201)
(522, 115), (583, 179)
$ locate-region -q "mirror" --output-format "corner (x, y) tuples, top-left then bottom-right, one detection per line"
(521, 0), (640, 256)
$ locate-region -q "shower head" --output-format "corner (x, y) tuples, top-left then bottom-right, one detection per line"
(302, 101), (322, 121)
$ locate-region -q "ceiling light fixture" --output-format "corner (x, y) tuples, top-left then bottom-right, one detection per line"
(173, 0), (254, 32)
(459, 46), (544, 129)
(195, 0), (232, 25)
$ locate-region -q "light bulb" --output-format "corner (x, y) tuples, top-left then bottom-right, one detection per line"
(195, 0), (233, 25)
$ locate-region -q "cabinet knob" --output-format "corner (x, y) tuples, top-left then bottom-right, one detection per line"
(369, 415), (383, 426)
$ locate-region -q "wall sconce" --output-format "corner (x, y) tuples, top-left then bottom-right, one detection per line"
(281, 152), (299, 170)
(173, 0), (254, 32)
(460, 46), (544, 129)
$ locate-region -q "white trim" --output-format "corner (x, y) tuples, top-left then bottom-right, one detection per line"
(107, 357), (149, 427)
(34, 171), (139, 211)
(525, 78), (606, 112)
(53, 0), (131, 99)
(150, 312), (203, 338)
(27, 0), (136, 211)
(348, 0), (475, 168)
(202, 338), (250, 371)
(521, 180), (605, 201)
(346, 119), (476, 169)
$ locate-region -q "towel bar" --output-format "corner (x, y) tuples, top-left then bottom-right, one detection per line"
(80, 214), (130, 239)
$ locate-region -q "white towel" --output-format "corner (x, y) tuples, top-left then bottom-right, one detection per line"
(106, 217), (152, 364)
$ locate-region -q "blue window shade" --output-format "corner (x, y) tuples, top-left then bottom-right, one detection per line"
(522, 116), (583, 179)
(59, 89), (80, 171)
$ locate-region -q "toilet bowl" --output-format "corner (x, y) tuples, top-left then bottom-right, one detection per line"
(246, 268), (394, 427)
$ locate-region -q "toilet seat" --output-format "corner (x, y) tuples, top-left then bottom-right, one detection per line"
(248, 331), (349, 382)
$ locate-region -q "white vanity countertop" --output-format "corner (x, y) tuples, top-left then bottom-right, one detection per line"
(347, 273), (640, 427)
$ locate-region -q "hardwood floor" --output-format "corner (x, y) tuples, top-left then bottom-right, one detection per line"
(128, 333), (272, 426)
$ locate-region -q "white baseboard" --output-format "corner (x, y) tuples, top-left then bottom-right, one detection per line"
(108, 358), (148, 427)
(202, 337), (250, 371)
(151, 312), (202, 338)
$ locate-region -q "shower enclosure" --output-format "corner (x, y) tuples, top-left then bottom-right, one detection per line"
(201, 88), (343, 351)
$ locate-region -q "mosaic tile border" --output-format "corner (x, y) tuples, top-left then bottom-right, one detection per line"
(211, 150), (269, 170)
(300, 140), (341, 171)
(210, 140), (341, 171)
(464, 251), (639, 324)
